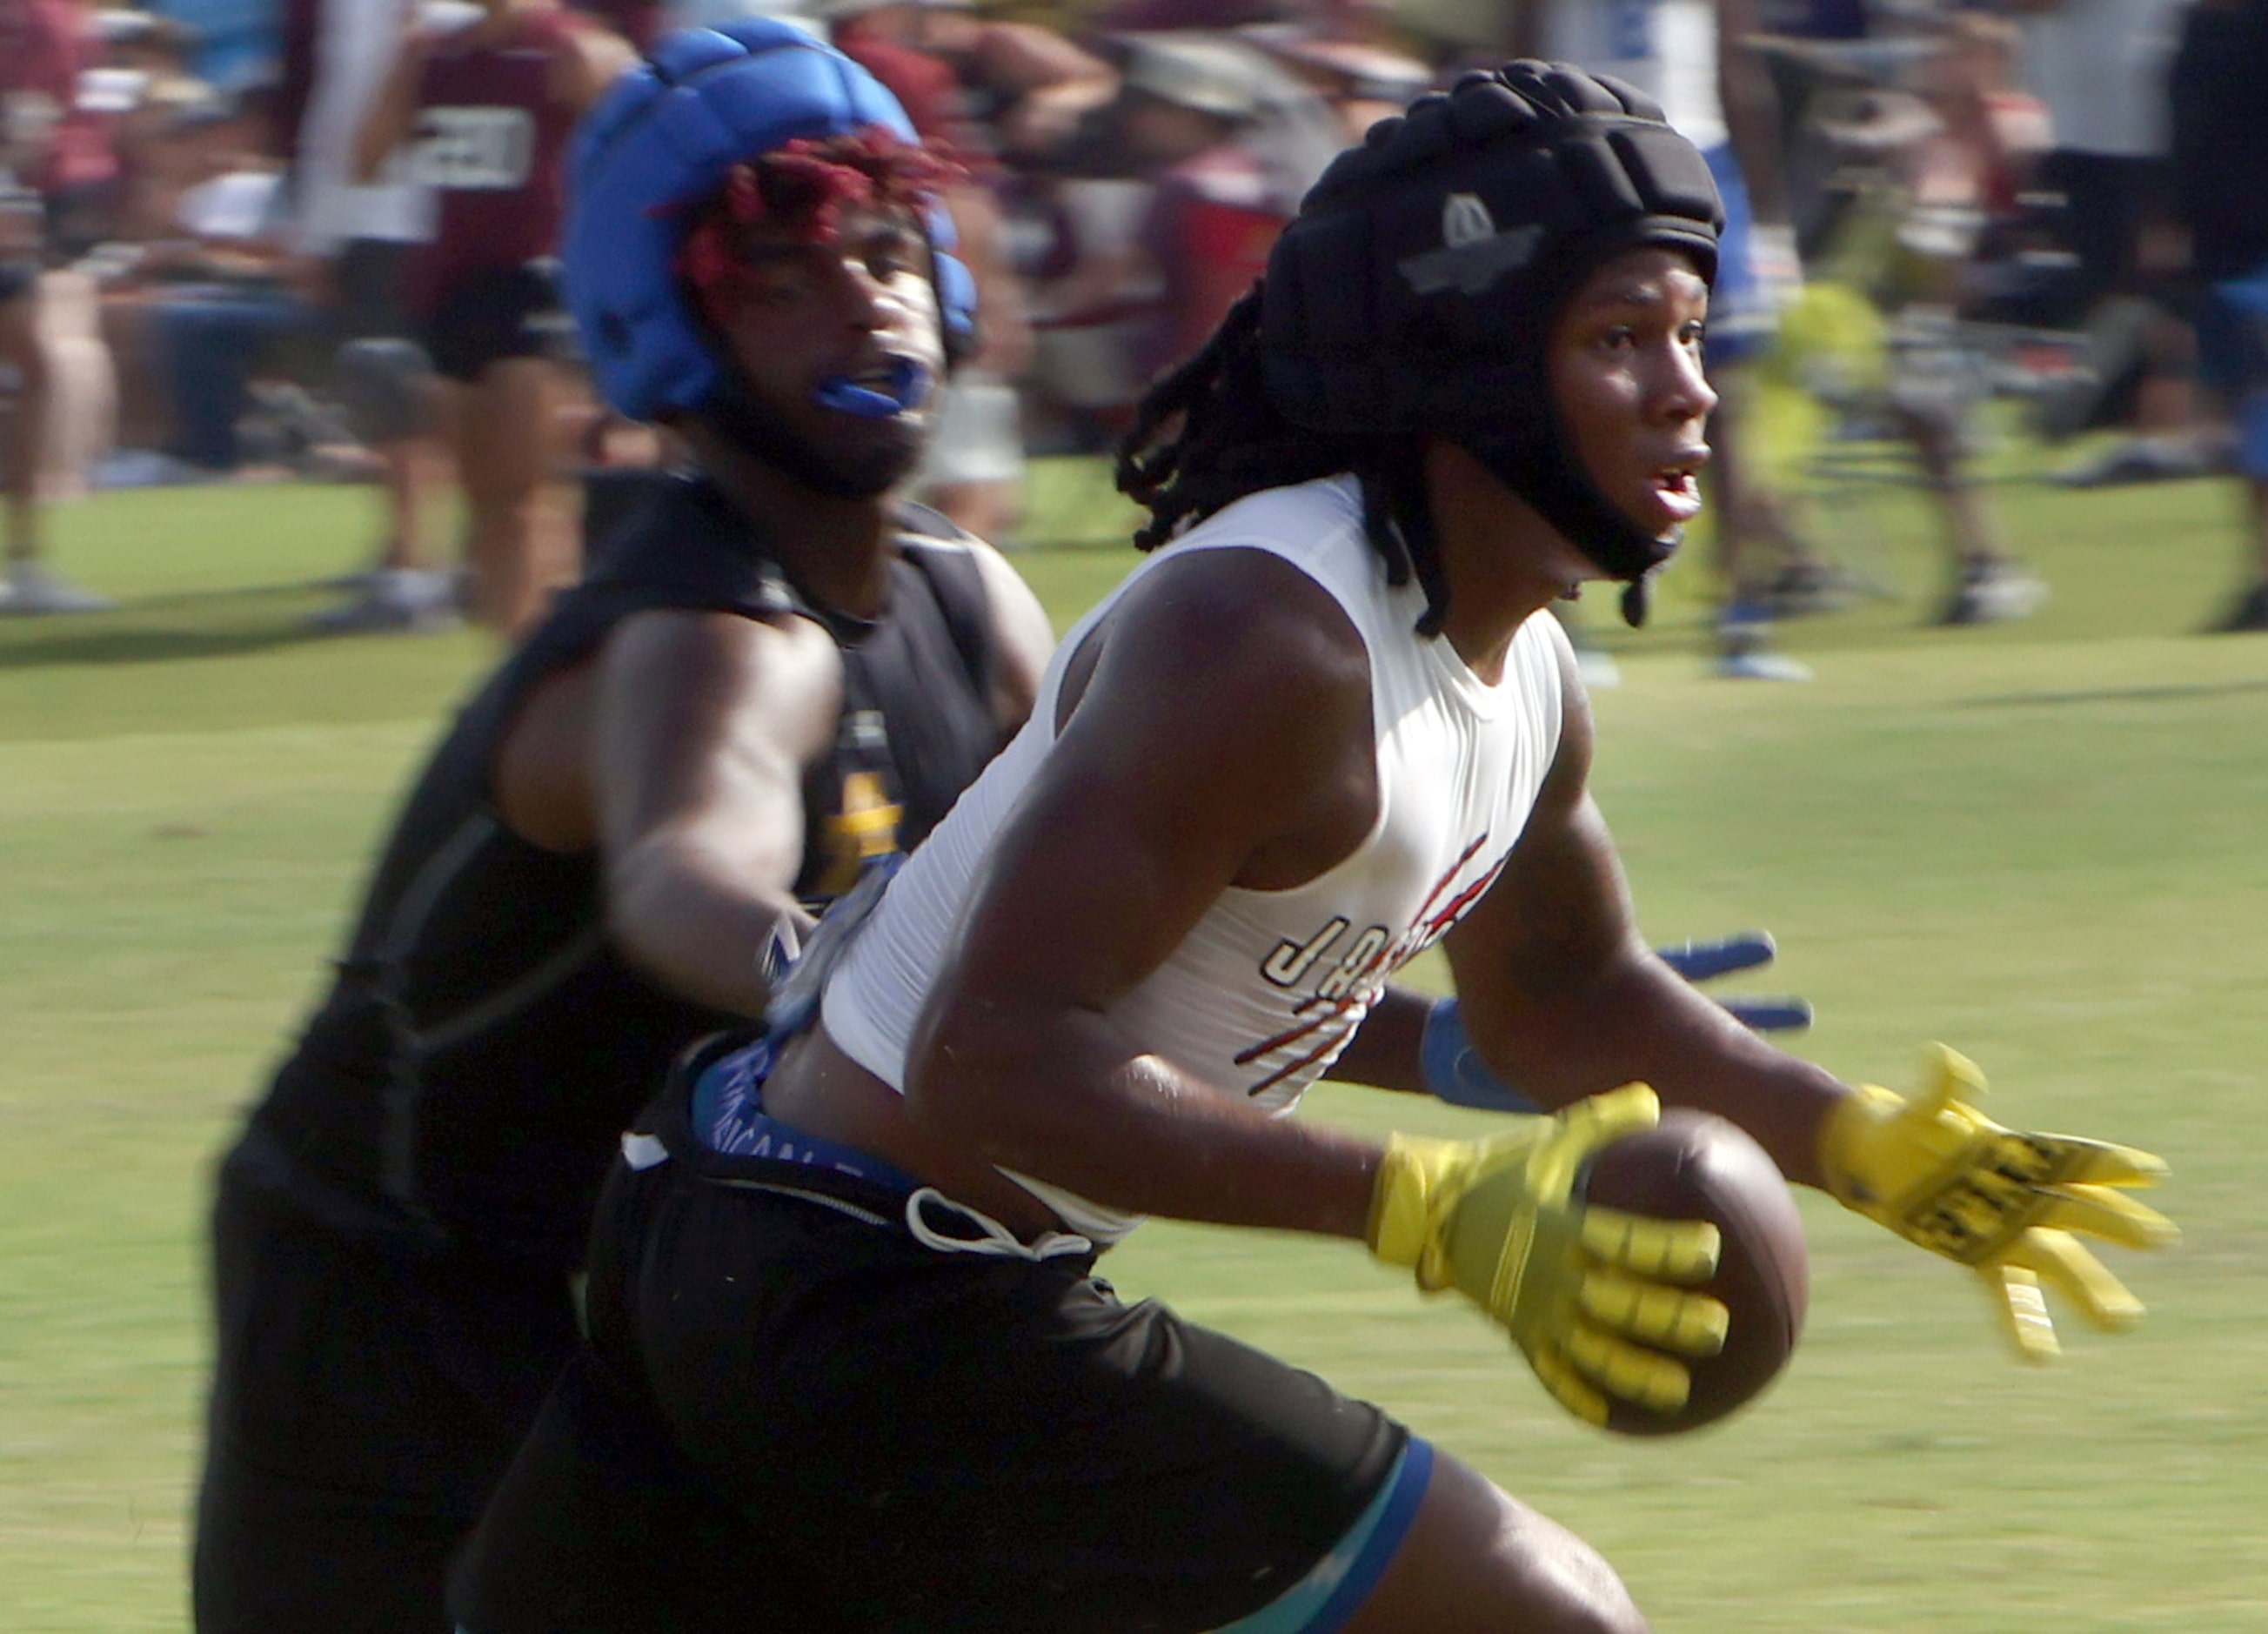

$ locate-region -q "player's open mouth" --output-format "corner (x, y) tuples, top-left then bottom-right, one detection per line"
(1651, 459), (1705, 524)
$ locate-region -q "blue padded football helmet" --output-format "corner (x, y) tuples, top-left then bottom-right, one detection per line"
(564, 18), (977, 424)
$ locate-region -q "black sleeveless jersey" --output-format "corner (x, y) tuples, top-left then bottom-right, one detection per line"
(240, 474), (1005, 1268)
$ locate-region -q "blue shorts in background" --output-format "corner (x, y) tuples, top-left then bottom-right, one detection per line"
(2198, 266), (2268, 479)
(1703, 142), (1776, 370)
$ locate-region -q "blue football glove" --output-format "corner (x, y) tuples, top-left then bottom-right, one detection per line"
(1422, 932), (1812, 1113)
(1654, 932), (1814, 1035)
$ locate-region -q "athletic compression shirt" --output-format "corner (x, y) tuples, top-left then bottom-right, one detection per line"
(823, 474), (1569, 1242)
(245, 477), (1003, 1266)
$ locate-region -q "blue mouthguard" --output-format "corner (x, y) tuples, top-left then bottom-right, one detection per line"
(813, 357), (929, 419)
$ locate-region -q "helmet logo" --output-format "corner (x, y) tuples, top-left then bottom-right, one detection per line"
(1442, 193), (1495, 247)
(1399, 191), (1544, 298)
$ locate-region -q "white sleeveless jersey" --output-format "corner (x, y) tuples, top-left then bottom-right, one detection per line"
(821, 475), (1570, 1242)
(1541, 0), (1727, 151)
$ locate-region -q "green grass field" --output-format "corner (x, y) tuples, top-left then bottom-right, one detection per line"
(3, 456), (2265, 1631)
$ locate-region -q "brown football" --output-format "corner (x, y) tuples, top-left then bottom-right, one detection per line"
(1579, 1109), (1809, 1436)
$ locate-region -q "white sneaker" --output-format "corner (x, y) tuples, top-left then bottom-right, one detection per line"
(309, 568), (458, 633)
(3, 562), (115, 613)
(1938, 562), (2049, 626)
(1716, 648), (1814, 682)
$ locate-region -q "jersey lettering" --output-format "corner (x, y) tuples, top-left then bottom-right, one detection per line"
(410, 106), (536, 190)
(1315, 927), (1390, 1002)
(1234, 835), (1509, 1095)
(1261, 916), (1349, 987)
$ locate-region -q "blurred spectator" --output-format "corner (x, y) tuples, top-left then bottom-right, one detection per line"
(1742, 0), (1897, 260)
(1528, 0), (1834, 680)
(150, 0), (287, 94)
(1009, 27), (1330, 452)
(901, 0), (1118, 164)
(1827, 7), (2050, 626)
(2166, 0), (2268, 632)
(1092, 0), (1278, 37)
(1013, 158), (1156, 448)
(2008, 0), (2210, 486)
(286, 0), (451, 632)
(0, 0), (123, 613)
(1111, 32), (1326, 382)
(126, 93), (311, 475)
(1240, 25), (1429, 145)
(355, 0), (632, 634)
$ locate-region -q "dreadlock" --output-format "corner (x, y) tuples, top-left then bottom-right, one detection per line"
(1112, 287), (1458, 637)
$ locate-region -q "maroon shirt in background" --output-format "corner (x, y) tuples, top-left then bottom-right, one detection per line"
(1134, 144), (1281, 378)
(0, 0), (119, 195)
(401, 5), (576, 311)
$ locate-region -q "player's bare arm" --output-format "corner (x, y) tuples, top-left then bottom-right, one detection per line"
(1317, 984), (1435, 1094)
(967, 21), (1118, 155)
(491, 607), (840, 1020)
(965, 535), (1054, 733)
(1441, 640), (1847, 1188)
(551, 17), (638, 116)
(594, 609), (844, 1015)
(1715, 0), (1792, 225)
(901, 546), (1395, 1241)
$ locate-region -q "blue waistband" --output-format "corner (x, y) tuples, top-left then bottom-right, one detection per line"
(688, 1037), (920, 1195)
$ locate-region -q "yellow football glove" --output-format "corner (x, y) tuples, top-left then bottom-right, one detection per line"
(1368, 1083), (1729, 1427)
(1820, 1044), (2178, 1363)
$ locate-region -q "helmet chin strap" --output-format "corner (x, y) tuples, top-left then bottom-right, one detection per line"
(1620, 568), (1656, 629)
(1457, 431), (1678, 627)
(812, 357), (930, 419)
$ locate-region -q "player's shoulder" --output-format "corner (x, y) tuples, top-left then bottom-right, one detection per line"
(1176, 473), (1368, 566)
(889, 499), (996, 609)
(1514, 603), (1578, 674)
(1167, 475), (1398, 648)
(889, 499), (1054, 704)
(892, 497), (980, 552)
(1121, 501), (1374, 699)
(595, 595), (845, 742)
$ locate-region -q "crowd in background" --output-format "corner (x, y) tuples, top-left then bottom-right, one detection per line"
(1, 0), (2262, 656)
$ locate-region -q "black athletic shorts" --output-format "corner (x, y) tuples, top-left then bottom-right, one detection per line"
(2034, 151), (2178, 316)
(331, 237), (416, 345)
(418, 260), (577, 384)
(194, 1134), (580, 1634)
(451, 1076), (1408, 1634)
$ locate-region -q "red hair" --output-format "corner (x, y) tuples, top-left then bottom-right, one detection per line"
(676, 126), (961, 296)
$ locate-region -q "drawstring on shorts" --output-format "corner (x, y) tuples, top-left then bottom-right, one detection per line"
(904, 1188), (1092, 1262)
